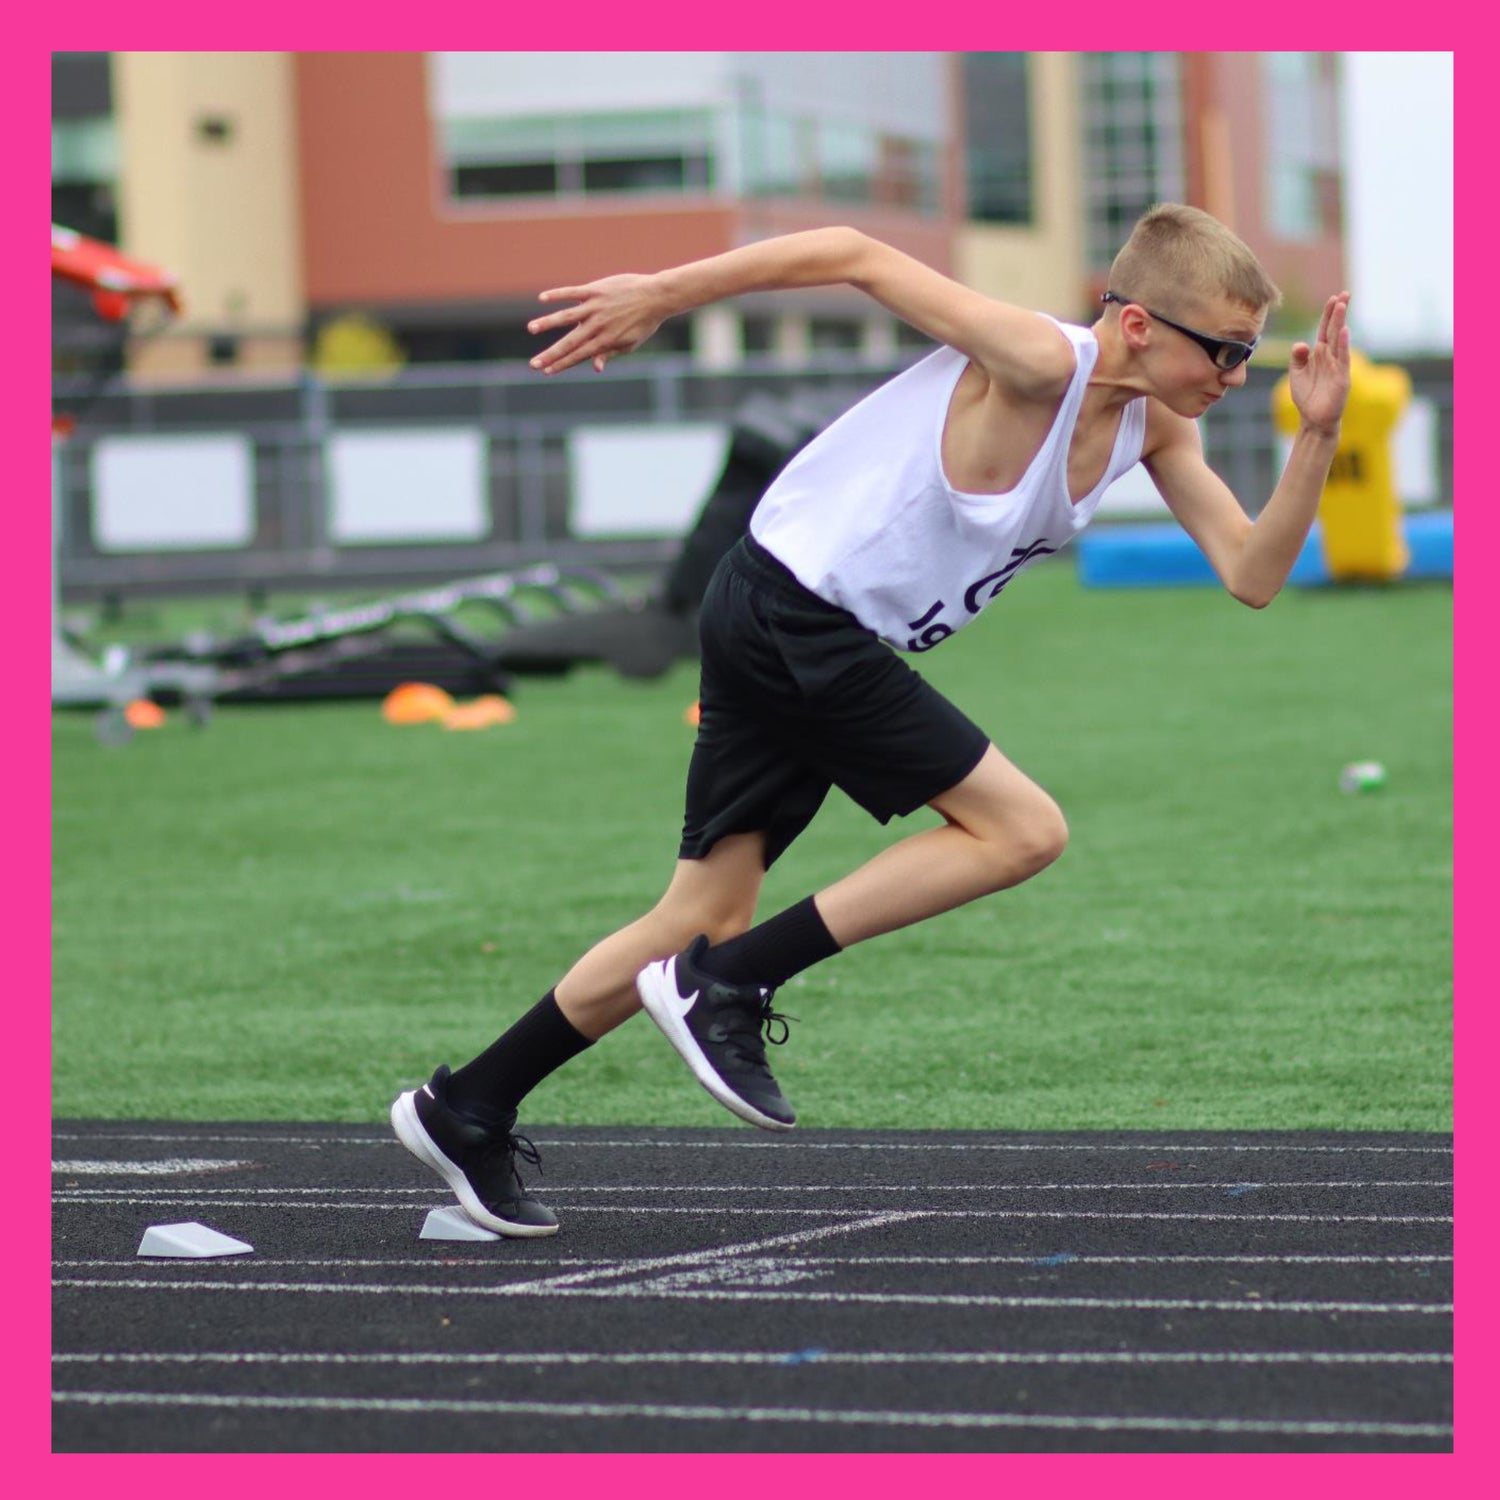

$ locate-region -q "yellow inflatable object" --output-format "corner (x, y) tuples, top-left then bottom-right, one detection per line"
(1273, 349), (1411, 581)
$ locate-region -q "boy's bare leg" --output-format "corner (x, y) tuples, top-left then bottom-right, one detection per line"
(553, 830), (768, 1040)
(814, 743), (1068, 948)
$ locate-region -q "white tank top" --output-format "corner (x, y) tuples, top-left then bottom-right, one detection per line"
(748, 318), (1146, 652)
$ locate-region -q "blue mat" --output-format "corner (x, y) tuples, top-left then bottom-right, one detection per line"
(1076, 509), (1453, 588)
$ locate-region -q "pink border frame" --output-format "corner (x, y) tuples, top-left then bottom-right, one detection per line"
(22, 23), (1473, 1492)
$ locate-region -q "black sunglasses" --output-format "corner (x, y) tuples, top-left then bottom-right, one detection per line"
(1101, 291), (1259, 371)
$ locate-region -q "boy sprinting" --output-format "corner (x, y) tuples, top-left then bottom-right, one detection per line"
(390, 204), (1352, 1235)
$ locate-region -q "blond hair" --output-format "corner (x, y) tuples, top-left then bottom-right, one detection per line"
(1107, 203), (1281, 317)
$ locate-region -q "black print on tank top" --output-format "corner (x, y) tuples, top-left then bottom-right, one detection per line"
(905, 539), (1059, 651)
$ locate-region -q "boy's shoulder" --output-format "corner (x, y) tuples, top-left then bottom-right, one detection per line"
(976, 308), (1078, 402)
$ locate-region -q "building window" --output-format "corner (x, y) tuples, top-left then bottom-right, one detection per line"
(1263, 53), (1338, 241)
(52, 115), (119, 243)
(739, 109), (941, 215)
(962, 54), (1033, 224)
(1080, 52), (1185, 272)
(444, 110), (715, 203)
(808, 317), (862, 352)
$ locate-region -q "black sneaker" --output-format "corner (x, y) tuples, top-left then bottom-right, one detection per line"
(390, 1065), (559, 1237)
(636, 935), (796, 1131)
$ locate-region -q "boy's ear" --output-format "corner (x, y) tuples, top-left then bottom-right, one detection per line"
(1116, 302), (1153, 350)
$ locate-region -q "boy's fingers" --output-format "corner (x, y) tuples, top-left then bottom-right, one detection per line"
(532, 330), (587, 370)
(1316, 297), (1335, 344)
(538, 286), (590, 303)
(528, 308), (579, 334)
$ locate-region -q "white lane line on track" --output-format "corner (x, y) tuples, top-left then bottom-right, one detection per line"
(49, 1131), (1454, 1154)
(48, 1390), (1453, 1438)
(52, 1160), (251, 1176)
(48, 1179), (1455, 1195)
(52, 1349), (1454, 1368)
(49, 1279), (1452, 1314)
(51, 1253), (1456, 1270)
(46, 1197), (1456, 1222)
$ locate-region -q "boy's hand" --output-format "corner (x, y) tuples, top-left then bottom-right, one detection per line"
(1288, 291), (1352, 436)
(528, 274), (666, 375)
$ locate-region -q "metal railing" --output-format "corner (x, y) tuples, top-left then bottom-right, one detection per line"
(54, 351), (1454, 603)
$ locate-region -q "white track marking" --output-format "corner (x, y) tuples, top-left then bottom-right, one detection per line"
(51, 1159), (250, 1176)
(496, 1211), (922, 1294)
(50, 1278), (1452, 1314)
(53, 1349), (1453, 1369)
(48, 1179), (1455, 1196)
(47, 1196), (1455, 1222)
(49, 1131), (1453, 1154)
(48, 1390), (1453, 1439)
(50, 1253), (1455, 1270)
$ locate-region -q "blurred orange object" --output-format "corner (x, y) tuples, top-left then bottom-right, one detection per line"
(443, 695), (517, 731)
(124, 699), (166, 729)
(683, 701), (701, 726)
(382, 683), (454, 725)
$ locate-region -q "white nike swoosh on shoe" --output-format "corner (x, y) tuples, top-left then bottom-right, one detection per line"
(643, 957), (701, 1022)
(421, 1085), (434, 1100)
(663, 976), (700, 1022)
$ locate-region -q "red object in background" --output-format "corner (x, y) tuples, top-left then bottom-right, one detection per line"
(52, 223), (183, 436)
(51, 223), (182, 314)
(90, 289), (132, 322)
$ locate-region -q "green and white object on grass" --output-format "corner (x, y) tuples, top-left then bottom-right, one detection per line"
(1339, 760), (1388, 794)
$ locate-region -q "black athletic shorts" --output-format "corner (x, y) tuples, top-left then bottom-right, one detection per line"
(679, 534), (991, 868)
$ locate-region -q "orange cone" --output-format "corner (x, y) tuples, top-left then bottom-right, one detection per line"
(443, 695), (517, 731)
(382, 683), (454, 725)
(124, 699), (166, 729)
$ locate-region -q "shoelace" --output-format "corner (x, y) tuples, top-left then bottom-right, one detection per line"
(759, 991), (797, 1048)
(477, 1129), (544, 1188)
(725, 990), (797, 1066)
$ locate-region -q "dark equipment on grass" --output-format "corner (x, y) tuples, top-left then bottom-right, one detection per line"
(493, 385), (858, 680)
(107, 385), (860, 725)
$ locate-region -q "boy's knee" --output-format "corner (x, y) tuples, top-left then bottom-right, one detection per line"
(650, 891), (756, 949)
(1031, 802), (1070, 871)
(996, 794), (1069, 884)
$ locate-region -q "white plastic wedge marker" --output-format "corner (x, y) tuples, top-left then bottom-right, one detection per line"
(421, 1205), (500, 1242)
(137, 1222), (254, 1258)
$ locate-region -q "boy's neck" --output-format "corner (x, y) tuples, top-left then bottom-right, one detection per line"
(1085, 318), (1152, 411)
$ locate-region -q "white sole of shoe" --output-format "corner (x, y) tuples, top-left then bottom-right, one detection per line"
(389, 1090), (560, 1238)
(636, 957), (795, 1132)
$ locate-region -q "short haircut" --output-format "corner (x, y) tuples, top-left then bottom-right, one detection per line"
(1108, 203), (1282, 317)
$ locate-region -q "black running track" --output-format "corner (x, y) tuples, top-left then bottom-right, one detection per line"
(51, 1121), (1452, 1453)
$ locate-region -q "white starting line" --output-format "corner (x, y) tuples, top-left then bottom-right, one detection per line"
(49, 1179), (1454, 1194)
(47, 1195), (1457, 1223)
(52, 1159), (253, 1177)
(53, 1348), (1454, 1369)
(48, 1389), (1452, 1440)
(50, 1278), (1454, 1315)
(51, 1252), (1455, 1270)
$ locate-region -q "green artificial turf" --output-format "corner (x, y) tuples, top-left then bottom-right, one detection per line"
(51, 563), (1452, 1130)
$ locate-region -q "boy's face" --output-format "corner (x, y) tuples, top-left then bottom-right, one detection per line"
(1139, 294), (1269, 416)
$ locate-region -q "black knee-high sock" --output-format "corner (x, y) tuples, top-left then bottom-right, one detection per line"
(445, 991), (592, 1128)
(696, 895), (842, 990)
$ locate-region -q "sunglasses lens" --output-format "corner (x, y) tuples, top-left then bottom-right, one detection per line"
(1216, 344), (1251, 371)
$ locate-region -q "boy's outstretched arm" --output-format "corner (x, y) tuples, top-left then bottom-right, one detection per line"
(1145, 292), (1353, 608)
(527, 227), (1074, 394)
